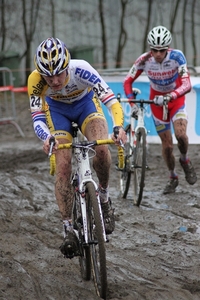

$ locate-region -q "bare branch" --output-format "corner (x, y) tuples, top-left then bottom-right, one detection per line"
(99, 0), (107, 68)
(115, 0), (129, 68)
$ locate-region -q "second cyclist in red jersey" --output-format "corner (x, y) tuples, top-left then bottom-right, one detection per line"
(124, 25), (197, 194)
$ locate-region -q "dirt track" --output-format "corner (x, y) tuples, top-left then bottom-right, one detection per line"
(0, 94), (200, 300)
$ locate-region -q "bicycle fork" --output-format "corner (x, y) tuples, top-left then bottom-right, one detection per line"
(73, 148), (107, 244)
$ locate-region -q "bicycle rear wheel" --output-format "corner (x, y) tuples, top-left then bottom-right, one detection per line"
(73, 192), (91, 281)
(86, 182), (107, 300)
(133, 127), (146, 207)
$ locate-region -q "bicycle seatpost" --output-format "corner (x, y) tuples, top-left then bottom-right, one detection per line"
(72, 122), (79, 138)
(48, 136), (55, 158)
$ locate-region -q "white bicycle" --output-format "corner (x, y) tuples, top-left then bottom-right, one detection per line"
(49, 123), (115, 300)
(116, 94), (164, 206)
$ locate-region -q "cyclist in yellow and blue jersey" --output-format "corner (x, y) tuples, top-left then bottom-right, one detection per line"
(27, 37), (127, 257)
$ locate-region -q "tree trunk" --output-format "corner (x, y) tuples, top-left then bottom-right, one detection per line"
(142, 0), (152, 53)
(99, 0), (107, 69)
(170, 0), (181, 33)
(182, 0), (188, 55)
(0, 0), (6, 51)
(21, 0), (41, 84)
(115, 0), (128, 68)
(191, 0), (197, 66)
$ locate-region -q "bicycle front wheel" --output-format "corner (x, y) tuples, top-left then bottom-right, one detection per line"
(86, 182), (107, 300)
(133, 127), (146, 207)
(120, 141), (132, 198)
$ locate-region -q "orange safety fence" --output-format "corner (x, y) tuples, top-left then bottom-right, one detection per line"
(0, 85), (27, 93)
(0, 85), (27, 137)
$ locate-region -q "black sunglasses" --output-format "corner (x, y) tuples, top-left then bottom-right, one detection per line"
(151, 48), (168, 53)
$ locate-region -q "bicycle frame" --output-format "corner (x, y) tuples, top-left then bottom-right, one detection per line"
(121, 98), (149, 139)
(49, 124), (116, 299)
(49, 126), (115, 244)
(117, 96), (153, 206)
(134, 103), (148, 136)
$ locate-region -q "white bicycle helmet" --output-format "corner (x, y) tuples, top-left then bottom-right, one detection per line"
(34, 37), (70, 76)
(147, 26), (172, 48)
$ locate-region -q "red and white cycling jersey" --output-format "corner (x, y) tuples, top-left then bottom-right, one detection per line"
(123, 48), (191, 101)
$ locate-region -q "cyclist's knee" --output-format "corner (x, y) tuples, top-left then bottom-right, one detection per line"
(84, 119), (108, 140)
(176, 133), (188, 144)
(93, 147), (111, 174)
(55, 176), (72, 200)
(159, 129), (172, 145)
(55, 151), (72, 179)
(95, 145), (110, 160)
(163, 144), (173, 157)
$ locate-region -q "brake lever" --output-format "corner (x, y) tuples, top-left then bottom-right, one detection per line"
(113, 127), (124, 149)
(163, 100), (168, 121)
(48, 136), (56, 158)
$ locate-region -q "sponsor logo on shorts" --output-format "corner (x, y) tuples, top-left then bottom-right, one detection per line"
(156, 124), (166, 131)
(175, 113), (187, 119)
(54, 132), (67, 137)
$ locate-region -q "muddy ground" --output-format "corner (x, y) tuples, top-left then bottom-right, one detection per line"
(0, 94), (200, 300)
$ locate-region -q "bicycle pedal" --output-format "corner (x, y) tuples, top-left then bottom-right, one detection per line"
(130, 165), (135, 171)
(63, 245), (75, 259)
(60, 237), (81, 259)
(117, 168), (125, 171)
(88, 239), (98, 245)
(115, 164), (125, 171)
(64, 245), (81, 259)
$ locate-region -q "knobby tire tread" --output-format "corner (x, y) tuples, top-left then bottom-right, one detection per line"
(121, 141), (131, 199)
(133, 127), (146, 207)
(86, 182), (107, 299)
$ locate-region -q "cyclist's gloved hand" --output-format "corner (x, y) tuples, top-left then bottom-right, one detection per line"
(132, 88), (141, 98)
(153, 94), (172, 106)
(131, 104), (139, 120)
(112, 126), (127, 145)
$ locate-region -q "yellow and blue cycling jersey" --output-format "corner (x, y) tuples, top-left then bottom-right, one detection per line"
(28, 59), (124, 141)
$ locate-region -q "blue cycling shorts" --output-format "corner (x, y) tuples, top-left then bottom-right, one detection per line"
(45, 90), (106, 140)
